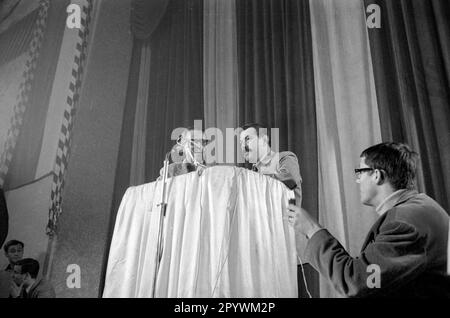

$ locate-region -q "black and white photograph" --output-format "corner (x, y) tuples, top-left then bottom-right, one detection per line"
(0, 0), (449, 305)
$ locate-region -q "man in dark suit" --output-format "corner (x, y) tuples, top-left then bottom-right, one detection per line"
(10, 258), (55, 298)
(288, 142), (450, 297)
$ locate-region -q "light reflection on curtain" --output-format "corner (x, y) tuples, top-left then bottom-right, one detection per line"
(203, 0), (239, 164)
(309, 0), (382, 298)
(129, 42), (151, 186)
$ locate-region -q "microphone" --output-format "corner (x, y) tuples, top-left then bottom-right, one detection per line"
(160, 143), (195, 178)
(170, 143), (185, 163)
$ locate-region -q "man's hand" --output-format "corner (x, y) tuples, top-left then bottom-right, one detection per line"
(10, 281), (23, 298)
(196, 165), (206, 176)
(287, 204), (323, 239)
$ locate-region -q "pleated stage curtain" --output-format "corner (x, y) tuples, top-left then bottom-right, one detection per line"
(103, 166), (297, 298)
(203, 0), (239, 143)
(308, 0), (382, 298)
(100, 0), (204, 296)
(364, 0), (450, 213)
(235, 0), (319, 298)
(100, 0), (450, 298)
(144, 0), (204, 182)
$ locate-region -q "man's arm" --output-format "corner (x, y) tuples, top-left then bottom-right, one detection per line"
(275, 153), (302, 203)
(305, 220), (427, 297)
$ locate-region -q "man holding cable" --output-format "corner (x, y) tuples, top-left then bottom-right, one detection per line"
(288, 142), (450, 297)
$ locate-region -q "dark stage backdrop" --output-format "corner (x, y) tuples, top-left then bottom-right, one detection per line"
(365, 0), (450, 213)
(99, 0), (204, 296)
(100, 0), (450, 298)
(236, 0), (319, 298)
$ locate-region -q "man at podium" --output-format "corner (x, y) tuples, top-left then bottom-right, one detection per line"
(103, 123), (301, 297)
(239, 123), (302, 205)
(159, 127), (209, 179)
(239, 123), (307, 261)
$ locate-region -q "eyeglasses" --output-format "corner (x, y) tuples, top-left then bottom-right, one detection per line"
(354, 168), (374, 178)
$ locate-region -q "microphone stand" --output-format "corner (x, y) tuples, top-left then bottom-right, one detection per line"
(152, 151), (170, 297)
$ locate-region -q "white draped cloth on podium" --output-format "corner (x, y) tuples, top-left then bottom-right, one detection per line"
(103, 166), (298, 298)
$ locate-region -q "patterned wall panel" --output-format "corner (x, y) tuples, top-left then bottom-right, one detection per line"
(0, 0), (50, 188)
(47, 0), (93, 236)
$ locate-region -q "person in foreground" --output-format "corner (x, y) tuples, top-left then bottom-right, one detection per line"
(288, 142), (450, 297)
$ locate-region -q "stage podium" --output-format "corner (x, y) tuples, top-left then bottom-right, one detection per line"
(103, 166), (298, 298)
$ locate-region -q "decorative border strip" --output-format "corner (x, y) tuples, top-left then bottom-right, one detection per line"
(47, 0), (93, 237)
(0, 0), (50, 188)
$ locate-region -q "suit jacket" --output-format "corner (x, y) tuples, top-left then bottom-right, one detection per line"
(22, 278), (56, 298)
(305, 190), (450, 297)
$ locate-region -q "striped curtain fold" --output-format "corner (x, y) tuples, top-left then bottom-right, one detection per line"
(235, 0), (319, 298)
(203, 0), (239, 157)
(365, 0), (450, 213)
(309, 0), (382, 298)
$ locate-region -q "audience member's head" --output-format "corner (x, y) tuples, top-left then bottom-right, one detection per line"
(13, 258), (39, 288)
(177, 127), (208, 165)
(3, 240), (24, 267)
(360, 142), (418, 190)
(357, 142), (419, 206)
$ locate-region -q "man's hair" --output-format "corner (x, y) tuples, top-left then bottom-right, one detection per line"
(3, 240), (24, 253)
(360, 142), (419, 190)
(15, 258), (39, 279)
(241, 123), (271, 146)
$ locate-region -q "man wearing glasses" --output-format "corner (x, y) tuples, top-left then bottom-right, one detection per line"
(288, 142), (450, 297)
(159, 127), (209, 179)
